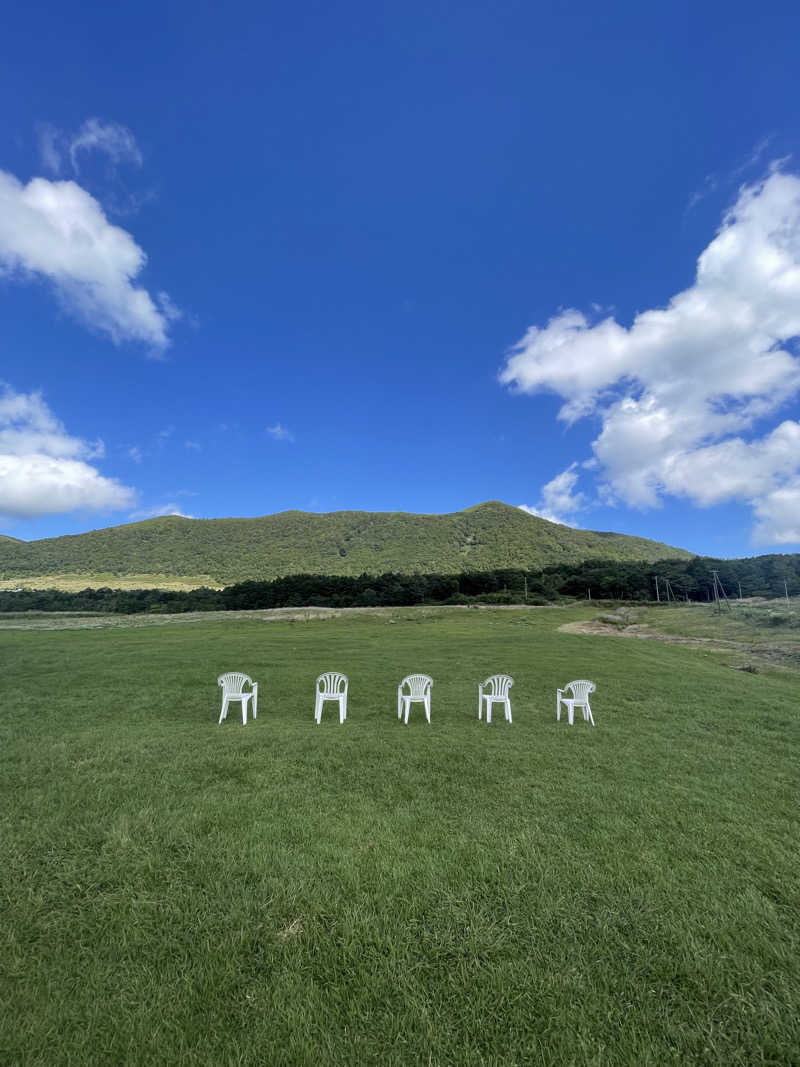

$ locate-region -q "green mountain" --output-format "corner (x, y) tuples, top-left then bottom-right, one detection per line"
(0, 501), (692, 585)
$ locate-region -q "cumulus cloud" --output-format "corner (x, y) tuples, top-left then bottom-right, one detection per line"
(0, 386), (135, 518)
(752, 481), (800, 544)
(518, 463), (584, 526)
(0, 169), (175, 347)
(500, 169), (800, 544)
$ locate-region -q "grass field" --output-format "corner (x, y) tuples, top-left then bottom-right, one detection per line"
(0, 572), (221, 592)
(2, 604), (798, 1065)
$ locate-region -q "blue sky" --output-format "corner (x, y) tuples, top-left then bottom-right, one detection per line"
(2, 0), (800, 558)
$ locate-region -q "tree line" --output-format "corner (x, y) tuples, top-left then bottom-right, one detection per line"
(2, 553), (798, 614)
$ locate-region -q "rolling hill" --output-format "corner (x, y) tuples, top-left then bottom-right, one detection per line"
(0, 501), (692, 587)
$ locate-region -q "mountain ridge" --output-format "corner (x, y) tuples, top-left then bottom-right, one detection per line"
(0, 501), (693, 585)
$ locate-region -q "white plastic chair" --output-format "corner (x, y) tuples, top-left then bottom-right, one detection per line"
(479, 674), (513, 723)
(218, 672), (258, 725)
(397, 674), (433, 724)
(315, 672), (349, 724)
(556, 680), (595, 726)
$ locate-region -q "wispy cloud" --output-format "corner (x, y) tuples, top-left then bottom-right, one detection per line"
(129, 503), (194, 520)
(68, 118), (143, 173)
(36, 123), (63, 174)
(38, 118), (143, 176)
(501, 167), (800, 545)
(0, 385), (135, 518)
(686, 137), (775, 214)
(266, 422), (294, 442)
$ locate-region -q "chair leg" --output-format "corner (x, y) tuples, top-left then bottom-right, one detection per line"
(425, 697), (430, 723)
(586, 703), (595, 726)
(340, 697), (346, 724)
(506, 699), (512, 724)
(242, 697), (248, 725)
(478, 692), (482, 720)
(404, 700), (410, 725)
(219, 697), (228, 725)
(568, 702), (574, 726)
(487, 700), (492, 724)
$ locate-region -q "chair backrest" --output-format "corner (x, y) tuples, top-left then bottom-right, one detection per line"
(482, 674), (513, 696)
(400, 674), (433, 697)
(566, 679), (595, 701)
(218, 672), (252, 694)
(317, 671), (348, 695)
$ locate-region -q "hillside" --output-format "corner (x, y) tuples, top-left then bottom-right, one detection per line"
(0, 501), (692, 586)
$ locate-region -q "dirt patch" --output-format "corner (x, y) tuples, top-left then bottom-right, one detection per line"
(558, 620), (799, 670)
(558, 620), (730, 649)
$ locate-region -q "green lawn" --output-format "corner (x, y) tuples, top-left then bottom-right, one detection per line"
(2, 605), (798, 1065)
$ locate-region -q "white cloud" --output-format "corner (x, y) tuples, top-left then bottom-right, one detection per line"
(69, 118), (143, 173)
(518, 463), (584, 527)
(129, 504), (193, 520)
(37, 123), (63, 174)
(37, 118), (143, 176)
(500, 168), (800, 544)
(266, 422), (294, 442)
(0, 386), (135, 518)
(0, 169), (175, 348)
(752, 480), (800, 544)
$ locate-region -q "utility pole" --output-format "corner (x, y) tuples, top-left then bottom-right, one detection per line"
(654, 575), (660, 602)
(738, 582), (742, 600)
(524, 576), (528, 603)
(711, 570), (731, 613)
(587, 587), (591, 601)
(785, 580), (790, 607)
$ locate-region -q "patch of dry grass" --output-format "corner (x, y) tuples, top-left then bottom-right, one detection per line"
(0, 572), (221, 592)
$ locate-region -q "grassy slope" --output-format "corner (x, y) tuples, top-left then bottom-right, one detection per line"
(1, 605), (797, 1065)
(0, 500), (690, 585)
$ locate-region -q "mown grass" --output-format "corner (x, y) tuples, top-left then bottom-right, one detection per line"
(1, 605), (798, 1065)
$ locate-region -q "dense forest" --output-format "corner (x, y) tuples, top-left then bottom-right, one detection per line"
(3, 553), (798, 614)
